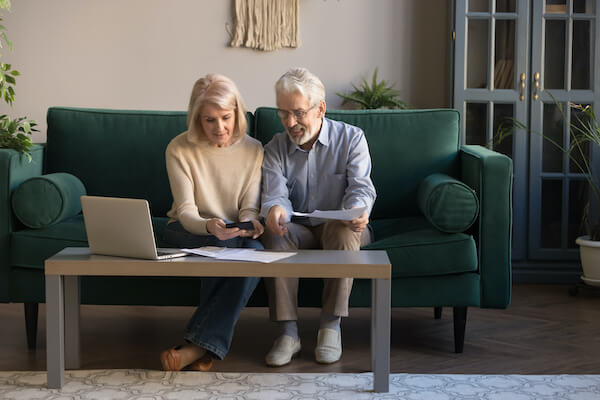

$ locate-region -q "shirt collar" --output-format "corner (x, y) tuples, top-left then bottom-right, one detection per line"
(286, 117), (330, 154)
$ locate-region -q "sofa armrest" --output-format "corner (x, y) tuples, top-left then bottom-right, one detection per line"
(0, 144), (45, 302)
(460, 145), (513, 309)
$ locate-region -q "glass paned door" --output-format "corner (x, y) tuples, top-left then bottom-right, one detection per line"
(454, 0), (530, 259)
(528, 0), (600, 259)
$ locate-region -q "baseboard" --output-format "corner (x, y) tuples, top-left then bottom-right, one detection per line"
(512, 261), (583, 284)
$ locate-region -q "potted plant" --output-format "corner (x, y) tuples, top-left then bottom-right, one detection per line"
(336, 67), (409, 110)
(0, 0), (37, 160)
(496, 101), (600, 286)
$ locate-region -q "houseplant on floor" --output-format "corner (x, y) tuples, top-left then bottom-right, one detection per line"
(0, 0), (37, 160)
(497, 101), (600, 286)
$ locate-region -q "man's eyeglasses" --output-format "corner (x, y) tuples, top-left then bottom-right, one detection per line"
(277, 105), (316, 120)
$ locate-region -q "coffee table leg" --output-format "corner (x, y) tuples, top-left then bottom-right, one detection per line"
(371, 278), (390, 393)
(64, 276), (80, 369)
(45, 275), (64, 389)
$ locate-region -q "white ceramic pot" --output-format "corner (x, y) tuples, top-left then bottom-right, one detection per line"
(576, 235), (600, 287)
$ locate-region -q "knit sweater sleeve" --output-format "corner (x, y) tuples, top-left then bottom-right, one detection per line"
(165, 140), (210, 235)
(238, 145), (264, 222)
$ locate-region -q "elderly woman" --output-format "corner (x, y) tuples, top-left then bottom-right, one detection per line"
(160, 74), (264, 371)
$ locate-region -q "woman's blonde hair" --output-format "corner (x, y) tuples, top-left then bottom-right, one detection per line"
(187, 74), (248, 141)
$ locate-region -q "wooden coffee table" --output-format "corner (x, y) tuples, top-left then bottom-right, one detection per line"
(45, 247), (391, 392)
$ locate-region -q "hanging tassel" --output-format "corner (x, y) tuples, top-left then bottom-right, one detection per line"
(230, 0), (299, 51)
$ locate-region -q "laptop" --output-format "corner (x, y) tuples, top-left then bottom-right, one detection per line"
(81, 195), (188, 260)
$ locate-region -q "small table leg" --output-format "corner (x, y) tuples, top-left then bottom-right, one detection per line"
(64, 276), (81, 369)
(371, 278), (391, 393)
(45, 275), (64, 389)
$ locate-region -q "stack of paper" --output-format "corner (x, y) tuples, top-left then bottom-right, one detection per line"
(182, 246), (296, 263)
(291, 206), (367, 221)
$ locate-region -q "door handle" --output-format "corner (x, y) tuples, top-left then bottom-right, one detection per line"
(520, 73), (526, 101)
(533, 72), (540, 101)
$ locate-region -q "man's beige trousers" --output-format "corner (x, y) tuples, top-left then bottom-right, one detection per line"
(261, 220), (372, 320)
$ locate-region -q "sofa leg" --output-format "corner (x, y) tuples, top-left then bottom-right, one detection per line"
(434, 307), (442, 319)
(453, 306), (467, 353)
(24, 303), (39, 350)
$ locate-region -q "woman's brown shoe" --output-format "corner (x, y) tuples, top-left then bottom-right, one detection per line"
(160, 347), (185, 371)
(188, 353), (213, 371)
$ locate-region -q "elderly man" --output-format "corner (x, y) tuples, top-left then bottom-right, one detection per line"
(261, 67), (376, 366)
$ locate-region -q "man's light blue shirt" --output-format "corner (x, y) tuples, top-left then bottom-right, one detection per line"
(261, 117), (377, 225)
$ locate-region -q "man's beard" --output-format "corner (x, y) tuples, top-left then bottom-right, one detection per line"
(286, 123), (314, 146)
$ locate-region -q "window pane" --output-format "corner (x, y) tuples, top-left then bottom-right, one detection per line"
(493, 103), (514, 157)
(494, 19), (515, 89)
(496, 0), (515, 13)
(466, 103), (487, 145)
(569, 103), (591, 174)
(543, 103), (564, 173)
(573, 0), (594, 13)
(568, 180), (588, 247)
(467, 19), (489, 88)
(544, 20), (566, 89)
(546, 0), (567, 14)
(469, 0), (488, 12)
(542, 179), (563, 248)
(572, 20), (591, 90)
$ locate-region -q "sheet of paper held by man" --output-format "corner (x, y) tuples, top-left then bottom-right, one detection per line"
(182, 246), (296, 263)
(291, 206), (367, 221)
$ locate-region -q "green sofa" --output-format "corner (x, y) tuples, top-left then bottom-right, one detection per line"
(0, 107), (512, 353)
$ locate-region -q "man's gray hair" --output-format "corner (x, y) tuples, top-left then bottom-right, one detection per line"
(275, 67), (326, 107)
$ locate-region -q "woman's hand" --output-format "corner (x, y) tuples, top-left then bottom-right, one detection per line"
(206, 218), (242, 241)
(238, 219), (264, 239)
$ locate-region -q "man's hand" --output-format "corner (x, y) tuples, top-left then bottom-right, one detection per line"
(206, 218), (242, 241)
(238, 219), (265, 239)
(343, 211), (369, 233)
(266, 205), (288, 236)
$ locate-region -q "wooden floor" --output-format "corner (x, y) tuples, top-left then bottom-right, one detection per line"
(1, 284), (599, 374)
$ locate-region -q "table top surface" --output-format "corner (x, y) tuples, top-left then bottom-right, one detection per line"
(45, 247), (391, 279)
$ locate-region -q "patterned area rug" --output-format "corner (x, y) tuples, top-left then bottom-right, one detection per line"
(1, 370), (599, 399)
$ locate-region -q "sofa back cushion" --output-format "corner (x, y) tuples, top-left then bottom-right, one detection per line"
(254, 107), (460, 219)
(46, 108), (187, 217)
(46, 107), (255, 217)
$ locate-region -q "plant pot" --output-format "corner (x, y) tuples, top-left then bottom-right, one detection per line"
(576, 235), (600, 286)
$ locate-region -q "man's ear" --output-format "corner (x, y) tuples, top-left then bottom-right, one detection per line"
(318, 100), (327, 117)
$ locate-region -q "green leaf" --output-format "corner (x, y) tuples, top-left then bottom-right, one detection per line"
(1, 32), (11, 51)
(0, 0), (12, 11)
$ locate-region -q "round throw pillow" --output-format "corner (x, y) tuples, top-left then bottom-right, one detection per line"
(12, 173), (86, 229)
(417, 173), (479, 233)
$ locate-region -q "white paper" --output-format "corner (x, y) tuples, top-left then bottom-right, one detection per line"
(181, 247), (296, 263)
(291, 206), (367, 221)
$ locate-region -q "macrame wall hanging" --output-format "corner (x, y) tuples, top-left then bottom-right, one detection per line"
(229, 0), (300, 52)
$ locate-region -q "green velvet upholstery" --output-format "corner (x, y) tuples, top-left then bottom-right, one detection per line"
(0, 106), (512, 352)
(365, 217), (477, 278)
(417, 173), (479, 233)
(12, 173), (86, 229)
(45, 108), (188, 216)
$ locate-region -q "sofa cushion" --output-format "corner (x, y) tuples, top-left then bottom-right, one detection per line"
(12, 173), (86, 229)
(417, 173), (479, 233)
(254, 107), (461, 220)
(45, 108), (255, 217)
(10, 215), (171, 270)
(364, 217), (477, 278)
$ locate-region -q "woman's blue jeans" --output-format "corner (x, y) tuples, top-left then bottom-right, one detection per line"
(164, 221), (262, 359)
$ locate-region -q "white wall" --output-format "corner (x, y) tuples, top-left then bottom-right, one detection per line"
(1, 0), (450, 142)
